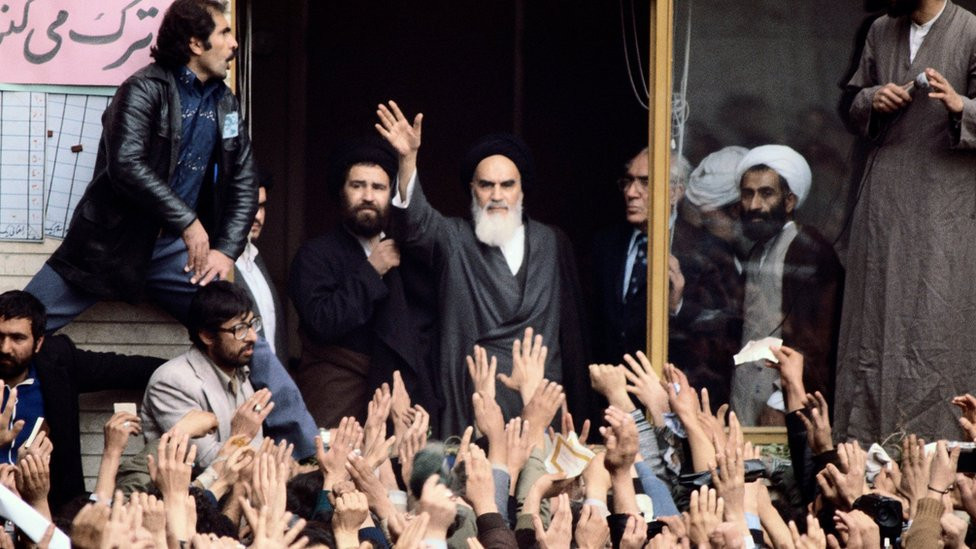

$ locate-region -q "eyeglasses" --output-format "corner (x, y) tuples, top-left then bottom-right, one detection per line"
(616, 175), (650, 191)
(217, 316), (262, 340)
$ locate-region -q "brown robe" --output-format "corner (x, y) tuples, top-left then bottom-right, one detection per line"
(836, 2), (976, 441)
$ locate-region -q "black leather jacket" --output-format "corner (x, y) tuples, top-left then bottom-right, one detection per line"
(48, 63), (256, 300)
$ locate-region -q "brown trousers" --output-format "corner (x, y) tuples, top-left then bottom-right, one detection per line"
(293, 340), (371, 428)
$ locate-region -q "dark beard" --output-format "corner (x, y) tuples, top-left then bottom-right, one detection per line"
(887, 0), (920, 17)
(741, 201), (788, 244)
(0, 353), (30, 381)
(343, 204), (388, 238)
(213, 341), (253, 370)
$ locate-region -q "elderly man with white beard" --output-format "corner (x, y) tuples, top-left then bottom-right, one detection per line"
(375, 101), (588, 435)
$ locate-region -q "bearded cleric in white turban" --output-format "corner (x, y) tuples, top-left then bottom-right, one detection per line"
(731, 142), (842, 427)
(686, 146), (749, 211)
(735, 145), (812, 208)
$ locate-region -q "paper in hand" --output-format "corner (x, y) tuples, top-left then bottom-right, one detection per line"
(865, 442), (894, 482)
(733, 337), (783, 365)
(113, 402), (137, 415)
(22, 417), (44, 449)
(544, 432), (595, 477)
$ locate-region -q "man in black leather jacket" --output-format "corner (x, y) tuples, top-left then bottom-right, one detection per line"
(23, 0), (318, 459)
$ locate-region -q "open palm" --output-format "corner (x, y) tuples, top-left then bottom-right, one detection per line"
(375, 100), (422, 156)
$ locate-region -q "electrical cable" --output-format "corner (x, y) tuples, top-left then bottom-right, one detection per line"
(629, 0), (649, 95)
(619, 0), (649, 110)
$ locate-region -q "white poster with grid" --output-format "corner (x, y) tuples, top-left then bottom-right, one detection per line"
(44, 94), (109, 239)
(0, 92), (46, 241)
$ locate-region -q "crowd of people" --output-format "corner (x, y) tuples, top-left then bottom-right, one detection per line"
(3, 0), (976, 546)
(5, 283), (976, 549)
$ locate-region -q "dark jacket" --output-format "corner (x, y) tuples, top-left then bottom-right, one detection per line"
(33, 335), (163, 513)
(288, 228), (440, 423)
(590, 218), (741, 405)
(47, 63), (257, 301)
(778, 225), (843, 405)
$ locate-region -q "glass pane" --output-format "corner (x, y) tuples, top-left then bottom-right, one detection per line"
(667, 1), (870, 428)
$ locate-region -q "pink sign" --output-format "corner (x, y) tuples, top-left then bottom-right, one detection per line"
(0, 0), (175, 86)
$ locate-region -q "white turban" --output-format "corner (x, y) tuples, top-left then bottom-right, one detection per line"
(735, 145), (812, 209)
(685, 146), (749, 211)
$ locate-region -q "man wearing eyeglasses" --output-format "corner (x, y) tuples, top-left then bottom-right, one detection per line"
(21, 0), (318, 461)
(141, 281), (271, 467)
(591, 148), (740, 405)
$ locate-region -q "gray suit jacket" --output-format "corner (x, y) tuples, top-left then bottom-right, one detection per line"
(140, 346), (260, 467)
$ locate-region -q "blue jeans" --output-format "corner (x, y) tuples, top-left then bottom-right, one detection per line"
(25, 236), (318, 459)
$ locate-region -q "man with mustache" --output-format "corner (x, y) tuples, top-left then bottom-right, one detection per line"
(21, 0), (317, 458)
(730, 146), (842, 426)
(836, 0), (976, 442)
(288, 140), (438, 427)
(376, 102), (588, 434)
(141, 281), (269, 468)
(592, 147), (745, 408)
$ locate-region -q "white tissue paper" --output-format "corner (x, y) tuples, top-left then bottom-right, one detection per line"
(733, 337), (783, 365)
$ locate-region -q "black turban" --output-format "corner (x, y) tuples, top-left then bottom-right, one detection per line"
(459, 133), (535, 193)
(326, 137), (399, 199)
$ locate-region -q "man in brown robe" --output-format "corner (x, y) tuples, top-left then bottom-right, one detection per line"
(836, 0), (976, 441)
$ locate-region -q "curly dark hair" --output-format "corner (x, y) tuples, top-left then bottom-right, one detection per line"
(150, 0), (228, 69)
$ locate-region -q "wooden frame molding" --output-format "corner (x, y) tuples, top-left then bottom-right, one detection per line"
(647, 0), (674, 375)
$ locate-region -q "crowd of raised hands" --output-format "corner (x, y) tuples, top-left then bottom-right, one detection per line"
(6, 327), (976, 548)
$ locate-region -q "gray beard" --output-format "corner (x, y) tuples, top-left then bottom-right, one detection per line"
(471, 196), (523, 247)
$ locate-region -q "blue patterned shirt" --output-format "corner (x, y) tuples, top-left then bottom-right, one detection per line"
(171, 66), (225, 209)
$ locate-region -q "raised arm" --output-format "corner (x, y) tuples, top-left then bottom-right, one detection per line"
(374, 100), (462, 264)
(375, 100), (422, 201)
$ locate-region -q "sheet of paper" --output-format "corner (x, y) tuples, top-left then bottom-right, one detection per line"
(22, 417), (44, 449)
(635, 493), (654, 522)
(544, 432), (595, 478)
(733, 337), (783, 365)
(0, 484), (69, 548)
(0, 91), (45, 241)
(113, 402), (137, 415)
(44, 94), (110, 239)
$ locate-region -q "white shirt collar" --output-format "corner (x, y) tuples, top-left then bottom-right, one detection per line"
(498, 224), (525, 276)
(239, 241), (258, 265)
(909, 0), (947, 62)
